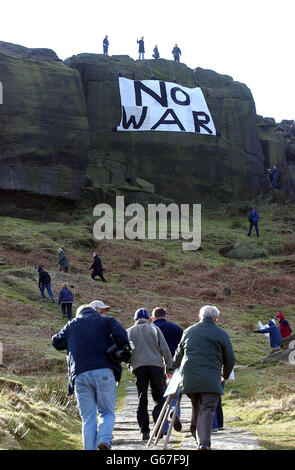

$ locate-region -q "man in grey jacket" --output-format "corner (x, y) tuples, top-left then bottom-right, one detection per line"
(173, 305), (235, 450)
(127, 308), (173, 441)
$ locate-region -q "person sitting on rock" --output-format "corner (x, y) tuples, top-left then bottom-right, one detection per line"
(90, 252), (106, 282)
(247, 209), (259, 237)
(152, 45), (160, 59)
(276, 312), (292, 338)
(253, 320), (282, 351)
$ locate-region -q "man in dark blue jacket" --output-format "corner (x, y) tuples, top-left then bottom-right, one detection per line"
(38, 266), (55, 302)
(151, 307), (183, 433)
(52, 304), (129, 450)
(247, 209), (259, 237)
(253, 320), (282, 350)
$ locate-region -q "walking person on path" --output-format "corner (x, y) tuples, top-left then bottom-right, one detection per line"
(127, 308), (173, 441)
(173, 305), (235, 450)
(247, 209), (260, 237)
(52, 302), (129, 450)
(151, 307), (183, 432)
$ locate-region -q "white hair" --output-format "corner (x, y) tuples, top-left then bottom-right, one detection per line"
(199, 305), (220, 321)
(76, 304), (89, 318)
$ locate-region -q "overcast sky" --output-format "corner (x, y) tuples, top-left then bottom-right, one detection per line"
(1, 0), (294, 122)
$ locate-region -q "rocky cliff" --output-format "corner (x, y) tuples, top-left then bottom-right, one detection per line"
(0, 41), (89, 204)
(0, 40), (293, 211)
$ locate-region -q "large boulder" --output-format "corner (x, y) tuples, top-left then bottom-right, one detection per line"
(0, 41), (89, 201)
(221, 240), (266, 259)
(65, 54), (265, 205)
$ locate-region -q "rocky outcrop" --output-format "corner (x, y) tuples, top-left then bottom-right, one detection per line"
(257, 116), (295, 199)
(1, 40), (294, 207)
(65, 54), (265, 205)
(0, 41), (89, 201)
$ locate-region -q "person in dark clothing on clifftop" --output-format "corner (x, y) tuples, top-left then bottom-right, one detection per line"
(90, 252), (106, 282)
(172, 44), (181, 63)
(137, 37), (145, 60)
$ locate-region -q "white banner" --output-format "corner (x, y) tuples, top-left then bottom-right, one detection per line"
(117, 77), (216, 135)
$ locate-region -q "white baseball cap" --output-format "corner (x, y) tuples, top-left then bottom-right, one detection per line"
(89, 300), (111, 310)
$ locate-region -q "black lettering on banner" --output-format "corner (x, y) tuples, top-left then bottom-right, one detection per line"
(170, 87), (190, 106)
(151, 109), (185, 131)
(121, 106), (148, 129)
(192, 111), (213, 134)
(134, 81), (168, 107)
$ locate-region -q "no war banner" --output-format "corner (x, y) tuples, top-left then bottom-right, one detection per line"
(117, 77), (216, 135)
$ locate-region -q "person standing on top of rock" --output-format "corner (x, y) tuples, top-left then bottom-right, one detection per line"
(172, 44), (181, 63)
(152, 45), (160, 59)
(103, 35), (109, 55)
(247, 209), (259, 237)
(38, 266), (55, 302)
(276, 312), (292, 338)
(126, 308), (173, 442)
(137, 37), (145, 60)
(253, 320), (282, 351)
(56, 248), (70, 273)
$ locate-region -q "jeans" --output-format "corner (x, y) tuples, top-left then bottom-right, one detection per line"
(139, 52), (144, 60)
(75, 368), (116, 450)
(188, 392), (220, 448)
(134, 366), (166, 434)
(248, 221), (259, 237)
(39, 283), (54, 300)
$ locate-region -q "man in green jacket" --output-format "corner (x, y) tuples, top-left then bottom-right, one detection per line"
(173, 305), (235, 450)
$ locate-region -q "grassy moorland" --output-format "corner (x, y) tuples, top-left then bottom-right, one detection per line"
(0, 199), (295, 450)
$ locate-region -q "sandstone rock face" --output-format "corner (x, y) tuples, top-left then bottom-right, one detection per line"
(0, 41), (89, 201)
(257, 117), (295, 200)
(2, 40), (294, 206)
(65, 54), (265, 204)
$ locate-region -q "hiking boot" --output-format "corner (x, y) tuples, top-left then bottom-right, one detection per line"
(41, 299), (46, 302)
(142, 432), (150, 441)
(198, 444), (210, 450)
(98, 442), (111, 450)
(51, 298), (55, 303)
